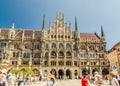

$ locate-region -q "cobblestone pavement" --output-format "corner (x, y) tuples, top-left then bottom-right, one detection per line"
(25, 79), (112, 86)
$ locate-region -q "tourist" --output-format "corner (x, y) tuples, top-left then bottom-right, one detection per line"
(18, 75), (24, 86)
(109, 71), (119, 86)
(94, 71), (103, 86)
(0, 69), (7, 86)
(47, 74), (57, 86)
(81, 75), (90, 86)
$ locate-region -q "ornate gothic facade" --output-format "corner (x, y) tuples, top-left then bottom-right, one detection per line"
(0, 14), (110, 79)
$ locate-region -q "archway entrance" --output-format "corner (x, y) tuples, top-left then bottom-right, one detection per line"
(82, 69), (88, 76)
(92, 68), (98, 74)
(50, 69), (57, 77)
(58, 69), (64, 79)
(66, 69), (71, 79)
(102, 68), (109, 75)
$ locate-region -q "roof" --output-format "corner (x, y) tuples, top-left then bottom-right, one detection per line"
(0, 29), (101, 42)
(80, 33), (101, 42)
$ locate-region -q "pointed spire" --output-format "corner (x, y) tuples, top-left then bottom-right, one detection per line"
(75, 16), (79, 32)
(12, 23), (14, 29)
(101, 25), (105, 37)
(42, 15), (46, 30)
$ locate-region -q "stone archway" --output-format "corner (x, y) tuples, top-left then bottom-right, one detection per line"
(66, 69), (72, 79)
(58, 69), (64, 79)
(82, 68), (88, 76)
(33, 69), (40, 76)
(50, 69), (57, 77)
(102, 68), (109, 75)
(92, 68), (98, 74)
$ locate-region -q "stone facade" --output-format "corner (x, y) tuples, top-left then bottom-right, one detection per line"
(0, 13), (110, 78)
(107, 42), (120, 74)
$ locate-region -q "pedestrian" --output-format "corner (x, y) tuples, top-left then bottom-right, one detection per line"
(47, 74), (57, 86)
(81, 75), (90, 86)
(109, 71), (119, 86)
(94, 71), (103, 86)
(0, 69), (7, 86)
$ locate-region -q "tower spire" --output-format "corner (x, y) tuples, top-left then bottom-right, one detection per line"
(42, 15), (46, 30)
(75, 16), (78, 32)
(12, 23), (14, 29)
(101, 25), (105, 37)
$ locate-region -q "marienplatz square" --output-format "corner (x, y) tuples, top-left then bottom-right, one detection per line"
(0, 13), (110, 79)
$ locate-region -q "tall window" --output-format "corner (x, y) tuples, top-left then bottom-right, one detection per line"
(25, 43), (31, 49)
(97, 46), (103, 51)
(89, 46), (94, 51)
(13, 52), (19, 58)
(73, 44), (76, 50)
(34, 53), (40, 58)
(58, 51), (64, 56)
(45, 44), (49, 50)
(80, 45), (85, 50)
(51, 43), (56, 49)
(89, 54), (95, 58)
(23, 53), (30, 58)
(59, 43), (64, 49)
(66, 52), (71, 56)
(51, 51), (56, 56)
(14, 44), (19, 49)
(1, 43), (7, 48)
(80, 54), (86, 58)
(66, 43), (71, 49)
(45, 52), (49, 58)
(34, 45), (40, 50)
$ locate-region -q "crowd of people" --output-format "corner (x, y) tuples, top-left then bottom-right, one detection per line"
(0, 69), (120, 86)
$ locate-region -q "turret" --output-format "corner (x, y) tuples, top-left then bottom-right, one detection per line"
(101, 25), (106, 42)
(75, 17), (80, 40)
(9, 23), (15, 39)
(41, 15), (47, 40)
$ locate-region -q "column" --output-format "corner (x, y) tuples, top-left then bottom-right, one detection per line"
(48, 52), (50, 66)
(64, 52), (66, 67)
(72, 53), (74, 66)
(29, 54), (32, 68)
(56, 52), (58, 67)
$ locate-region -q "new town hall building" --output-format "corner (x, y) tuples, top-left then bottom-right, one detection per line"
(0, 14), (110, 79)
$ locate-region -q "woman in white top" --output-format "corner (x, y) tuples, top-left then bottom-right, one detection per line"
(109, 71), (119, 86)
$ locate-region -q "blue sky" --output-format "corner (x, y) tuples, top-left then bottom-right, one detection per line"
(0, 0), (120, 50)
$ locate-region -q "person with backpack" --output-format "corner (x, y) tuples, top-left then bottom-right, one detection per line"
(109, 71), (119, 86)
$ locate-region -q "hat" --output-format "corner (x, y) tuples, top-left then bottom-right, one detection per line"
(94, 71), (98, 74)
(2, 69), (7, 74)
(109, 71), (117, 76)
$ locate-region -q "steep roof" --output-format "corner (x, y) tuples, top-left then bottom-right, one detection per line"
(80, 33), (101, 42)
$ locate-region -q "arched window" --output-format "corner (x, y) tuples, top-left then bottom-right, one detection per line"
(59, 43), (64, 49)
(97, 46), (103, 51)
(58, 51), (64, 56)
(89, 45), (94, 51)
(80, 45), (85, 50)
(51, 51), (56, 56)
(66, 43), (71, 49)
(45, 44), (49, 49)
(73, 44), (76, 50)
(66, 52), (71, 56)
(25, 43), (31, 49)
(51, 43), (56, 49)
(14, 44), (19, 49)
